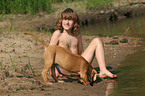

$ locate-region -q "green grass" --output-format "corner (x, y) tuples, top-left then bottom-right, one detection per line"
(0, 0), (51, 14)
(51, 0), (114, 9)
(9, 17), (15, 32)
(86, 0), (114, 9)
(0, 62), (4, 70)
(28, 57), (35, 74)
(0, 0), (114, 14)
(9, 55), (17, 72)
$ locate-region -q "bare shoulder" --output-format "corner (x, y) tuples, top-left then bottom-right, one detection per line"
(49, 30), (61, 45)
(53, 30), (61, 36)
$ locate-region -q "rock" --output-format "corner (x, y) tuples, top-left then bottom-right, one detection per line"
(96, 33), (104, 37)
(34, 42), (38, 45)
(37, 24), (55, 32)
(12, 49), (15, 52)
(16, 74), (23, 78)
(109, 12), (118, 22)
(120, 38), (128, 43)
(1, 69), (9, 78)
(81, 19), (88, 27)
(113, 36), (119, 39)
(109, 40), (119, 45)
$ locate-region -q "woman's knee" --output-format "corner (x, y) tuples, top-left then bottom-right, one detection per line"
(92, 38), (102, 45)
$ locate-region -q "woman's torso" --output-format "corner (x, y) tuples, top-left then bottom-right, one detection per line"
(58, 32), (78, 53)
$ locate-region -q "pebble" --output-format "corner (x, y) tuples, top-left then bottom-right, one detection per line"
(109, 40), (119, 45)
(120, 38), (128, 43)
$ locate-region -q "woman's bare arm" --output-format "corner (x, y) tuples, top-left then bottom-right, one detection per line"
(77, 34), (83, 55)
(49, 30), (61, 45)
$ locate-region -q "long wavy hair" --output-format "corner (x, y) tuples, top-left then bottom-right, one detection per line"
(55, 8), (80, 36)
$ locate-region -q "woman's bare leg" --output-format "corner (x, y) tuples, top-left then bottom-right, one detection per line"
(81, 38), (117, 78)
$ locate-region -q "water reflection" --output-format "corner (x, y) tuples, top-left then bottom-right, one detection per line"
(105, 82), (114, 96)
(81, 16), (145, 37)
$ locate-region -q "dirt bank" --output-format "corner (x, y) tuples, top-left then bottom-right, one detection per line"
(0, 31), (143, 96)
(1, 4), (145, 33)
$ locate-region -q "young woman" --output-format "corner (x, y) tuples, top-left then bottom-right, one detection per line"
(49, 8), (117, 78)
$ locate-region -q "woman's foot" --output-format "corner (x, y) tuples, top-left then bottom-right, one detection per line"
(56, 73), (63, 78)
(55, 68), (63, 78)
(99, 70), (117, 78)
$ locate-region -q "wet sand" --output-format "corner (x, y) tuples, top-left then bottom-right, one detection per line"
(0, 31), (143, 96)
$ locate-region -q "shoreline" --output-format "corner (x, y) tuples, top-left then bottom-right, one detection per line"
(0, 31), (143, 96)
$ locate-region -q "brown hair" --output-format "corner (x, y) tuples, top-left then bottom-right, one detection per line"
(55, 8), (80, 36)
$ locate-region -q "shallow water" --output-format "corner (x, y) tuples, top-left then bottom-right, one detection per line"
(110, 49), (145, 96)
(81, 16), (145, 96)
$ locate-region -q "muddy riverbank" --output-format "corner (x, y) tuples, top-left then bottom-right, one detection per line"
(0, 31), (143, 96)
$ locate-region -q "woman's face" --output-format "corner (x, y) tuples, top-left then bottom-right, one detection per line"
(62, 19), (74, 31)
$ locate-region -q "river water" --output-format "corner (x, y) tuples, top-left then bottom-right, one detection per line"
(81, 16), (145, 96)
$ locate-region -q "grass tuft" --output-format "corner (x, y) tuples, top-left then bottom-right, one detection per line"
(28, 57), (35, 75)
(9, 55), (17, 72)
(0, 62), (4, 70)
